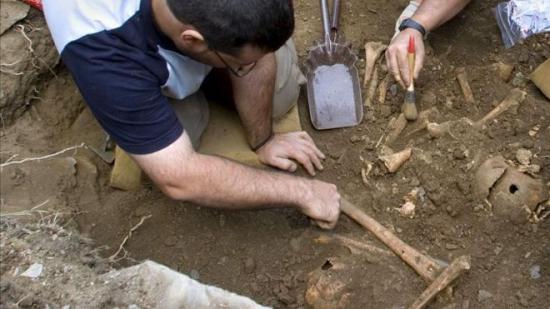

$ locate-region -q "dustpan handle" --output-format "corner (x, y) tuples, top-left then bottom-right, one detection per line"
(331, 0), (341, 34)
(320, 0), (331, 44)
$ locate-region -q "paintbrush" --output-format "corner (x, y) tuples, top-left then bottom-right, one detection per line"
(403, 35), (418, 121)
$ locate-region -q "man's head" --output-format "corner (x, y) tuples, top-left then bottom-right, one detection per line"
(163, 0), (294, 73)
(167, 0), (294, 56)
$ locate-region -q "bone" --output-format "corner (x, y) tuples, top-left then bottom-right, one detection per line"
(378, 74), (391, 105)
(385, 113), (408, 145)
(493, 62), (514, 82)
(315, 234), (393, 257)
(474, 88), (527, 129)
(363, 42), (386, 87)
(409, 255), (471, 309)
(456, 67), (475, 104)
(364, 66), (379, 108)
(379, 148), (412, 173)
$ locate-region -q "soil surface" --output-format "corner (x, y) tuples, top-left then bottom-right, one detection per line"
(1, 0), (549, 308)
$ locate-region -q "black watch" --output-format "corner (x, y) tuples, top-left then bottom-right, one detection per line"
(399, 18), (427, 37)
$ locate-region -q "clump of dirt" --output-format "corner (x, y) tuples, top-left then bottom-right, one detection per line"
(1, 0), (549, 308)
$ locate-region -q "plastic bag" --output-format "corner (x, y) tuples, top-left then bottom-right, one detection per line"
(495, 0), (550, 48)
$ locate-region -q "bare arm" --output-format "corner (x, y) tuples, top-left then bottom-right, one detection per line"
(230, 52), (275, 150)
(131, 132), (341, 228)
(229, 51), (325, 176)
(412, 0), (472, 31)
(386, 0), (471, 87)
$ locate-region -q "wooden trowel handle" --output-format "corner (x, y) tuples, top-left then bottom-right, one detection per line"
(341, 199), (443, 282)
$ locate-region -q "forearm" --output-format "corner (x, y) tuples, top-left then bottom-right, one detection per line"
(170, 152), (310, 209)
(412, 0), (471, 31)
(230, 53), (276, 149)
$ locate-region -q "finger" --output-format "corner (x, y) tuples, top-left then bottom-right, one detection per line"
(413, 40), (425, 79)
(292, 151), (316, 176)
(397, 49), (410, 88)
(301, 142), (324, 171)
(387, 49), (404, 88)
(298, 132), (326, 159)
(269, 156), (297, 173)
(315, 219), (337, 230)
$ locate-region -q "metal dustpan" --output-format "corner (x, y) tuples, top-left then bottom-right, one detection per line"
(304, 0), (363, 130)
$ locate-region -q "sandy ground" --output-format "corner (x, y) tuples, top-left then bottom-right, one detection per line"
(1, 0), (549, 308)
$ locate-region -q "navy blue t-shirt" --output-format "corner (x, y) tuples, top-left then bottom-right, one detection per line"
(43, 0), (211, 154)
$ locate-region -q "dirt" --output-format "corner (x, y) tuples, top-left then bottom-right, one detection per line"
(1, 0), (549, 308)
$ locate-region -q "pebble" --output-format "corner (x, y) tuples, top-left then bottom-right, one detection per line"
(477, 290), (493, 303)
(289, 237), (301, 252)
(350, 135), (362, 143)
(515, 148), (532, 165)
(529, 265), (541, 279)
(422, 91), (437, 106)
(389, 84), (398, 96)
(518, 51), (530, 63)
(164, 235), (178, 247)
(511, 72), (528, 87)
(445, 243), (459, 250)
(244, 257), (256, 274)
(452, 149), (466, 160)
(190, 269), (200, 280)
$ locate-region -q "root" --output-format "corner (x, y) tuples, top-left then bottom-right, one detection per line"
(108, 215), (152, 263)
(0, 143), (87, 169)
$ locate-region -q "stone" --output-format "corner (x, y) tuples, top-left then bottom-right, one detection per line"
(515, 148), (532, 165)
(190, 269), (200, 280)
(493, 62), (514, 82)
(477, 290), (493, 303)
(244, 258), (256, 274)
(529, 265), (541, 279)
(164, 236), (178, 247)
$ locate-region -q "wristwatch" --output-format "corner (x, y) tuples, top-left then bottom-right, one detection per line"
(398, 18), (427, 37)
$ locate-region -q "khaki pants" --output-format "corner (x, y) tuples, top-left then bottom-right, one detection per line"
(170, 40), (306, 148)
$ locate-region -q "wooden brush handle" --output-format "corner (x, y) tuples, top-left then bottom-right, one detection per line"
(341, 199), (443, 282)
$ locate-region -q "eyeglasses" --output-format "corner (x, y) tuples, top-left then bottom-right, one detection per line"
(213, 51), (257, 78)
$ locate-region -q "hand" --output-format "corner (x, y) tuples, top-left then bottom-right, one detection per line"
(256, 131), (325, 176)
(385, 28), (425, 88)
(299, 180), (341, 229)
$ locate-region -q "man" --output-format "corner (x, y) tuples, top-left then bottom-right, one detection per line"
(386, 0), (472, 87)
(43, 0), (341, 229)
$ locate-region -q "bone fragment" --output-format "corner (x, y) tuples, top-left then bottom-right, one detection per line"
(364, 66), (379, 108)
(378, 74), (391, 105)
(385, 113), (407, 145)
(474, 88), (526, 129)
(363, 42), (386, 87)
(456, 67), (475, 104)
(409, 255), (471, 309)
(379, 148), (412, 173)
(492, 62), (514, 82)
(315, 234), (392, 257)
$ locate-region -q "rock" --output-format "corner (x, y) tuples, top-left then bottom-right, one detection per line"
(529, 265), (541, 279)
(453, 149), (466, 160)
(511, 72), (528, 87)
(422, 90), (437, 106)
(389, 84), (398, 96)
(244, 258), (256, 274)
(190, 269), (200, 280)
(493, 62), (514, 82)
(477, 290), (493, 303)
(289, 237), (301, 252)
(20, 263), (43, 278)
(164, 236), (178, 247)
(515, 148), (532, 165)
(349, 135), (362, 143)
(518, 51), (529, 63)
(0, 0), (30, 35)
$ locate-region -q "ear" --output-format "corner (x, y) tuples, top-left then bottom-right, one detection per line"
(180, 29), (208, 52)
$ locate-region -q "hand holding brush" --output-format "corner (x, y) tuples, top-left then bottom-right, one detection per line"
(403, 35), (418, 121)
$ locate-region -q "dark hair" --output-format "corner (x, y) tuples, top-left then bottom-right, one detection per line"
(166, 0), (294, 56)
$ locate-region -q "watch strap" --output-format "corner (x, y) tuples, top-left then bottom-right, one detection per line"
(399, 18), (427, 36)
